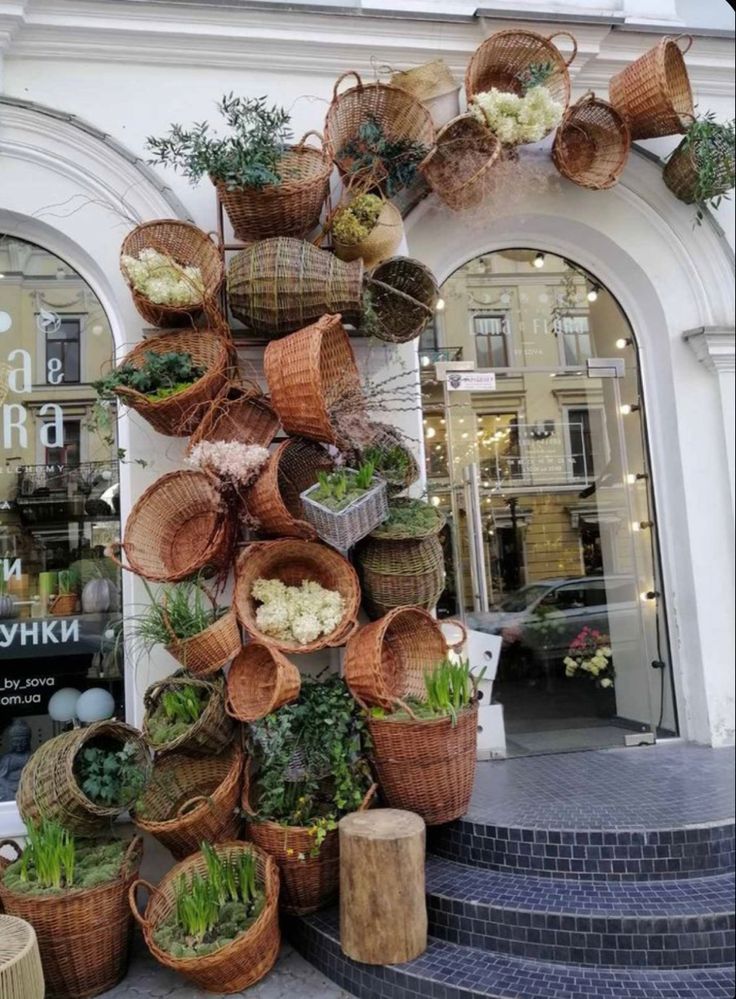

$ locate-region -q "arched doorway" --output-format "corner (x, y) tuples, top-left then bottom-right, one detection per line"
(421, 248), (673, 755)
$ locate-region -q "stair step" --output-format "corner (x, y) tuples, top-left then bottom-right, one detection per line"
(288, 908), (735, 999)
(426, 856), (735, 966)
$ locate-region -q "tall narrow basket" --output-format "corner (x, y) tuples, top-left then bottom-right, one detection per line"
(226, 643), (301, 722)
(189, 383), (280, 451)
(420, 114), (501, 210)
(356, 533), (445, 619)
(244, 438), (332, 540)
(552, 93), (631, 190)
(608, 35), (693, 140)
(142, 672), (235, 756)
(120, 220), (223, 329)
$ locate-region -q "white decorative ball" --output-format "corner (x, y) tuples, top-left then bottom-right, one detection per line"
(48, 688), (82, 722)
(75, 687), (116, 723)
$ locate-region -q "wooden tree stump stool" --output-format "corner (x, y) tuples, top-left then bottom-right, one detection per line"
(339, 808), (427, 965)
(0, 915), (45, 999)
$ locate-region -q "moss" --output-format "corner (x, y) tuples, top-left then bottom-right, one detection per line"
(152, 893), (265, 959)
(333, 194), (383, 245)
(2, 838), (128, 895)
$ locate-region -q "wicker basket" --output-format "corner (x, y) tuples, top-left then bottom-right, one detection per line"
(226, 643), (301, 722)
(189, 382), (280, 451)
(466, 29), (576, 114)
(47, 593), (79, 616)
(117, 470), (233, 582)
(17, 721), (151, 836)
(420, 114), (501, 210)
(109, 329), (231, 437)
(356, 534), (445, 619)
(663, 132), (735, 204)
(301, 473), (388, 550)
(129, 841), (279, 994)
(227, 237), (364, 337)
(120, 220), (223, 329)
(333, 200), (404, 269)
(390, 60), (460, 129)
(609, 35), (693, 140)
(552, 93), (631, 190)
(244, 438), (332, 540)
(0, 838), (143, 999)
(234, 540), (360, 654)
(365, 257), (438, 344)
(142, 672), (235, 756)
(344, 605), (448, 708)
(325, 71), (435, 190)
(0, 915), (44, 999)
(164, 608), (242, 676)
(216, 132), (332, 242)
(368, 497), (446, 541)
(132, 742), (243, 861)
(264, 315), (364, 445)
(368, 702), (478, 825)
(358, 421), (420, 493)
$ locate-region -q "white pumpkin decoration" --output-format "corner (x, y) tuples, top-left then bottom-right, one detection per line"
(81, 577), (118, 614)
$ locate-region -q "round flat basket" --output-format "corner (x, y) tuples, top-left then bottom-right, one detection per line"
(120, 220), (223, 329)
(420, 114), (501, 211)
(466, 29), (576, 112)
(226, 643), (301, 722)
(0, 915), (44, 999)
(365, 257), (438, 344)
(552, 93), (631, 190)
(608, 35), (693, 140)
(244, 438), (333, 540)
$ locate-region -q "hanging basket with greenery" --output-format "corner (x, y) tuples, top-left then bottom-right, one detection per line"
(663, 113), (735, 222)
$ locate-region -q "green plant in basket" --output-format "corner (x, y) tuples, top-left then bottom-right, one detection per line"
(93, 351), (204, 402)
(136, 578), (227, 649)
(370, 498), (443, 540)
(370, 658), (484, 728)
(670, 113), (735, 223)
(147, 682), (207, 746)
(310, 461), (376, 513)
(75, 740), (146, 808)
(332, 193), (383, 245)
(57, 569), (79, 596)
(363, 442), (411, 484)
(338, 116), (428, 196)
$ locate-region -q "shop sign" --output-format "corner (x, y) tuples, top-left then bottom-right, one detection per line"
(447, 371), (497, 392)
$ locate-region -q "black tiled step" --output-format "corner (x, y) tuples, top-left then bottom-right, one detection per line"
(288, 908), (736, 999)
(426, 856), (735, 967)
(428, 818), (736, 880)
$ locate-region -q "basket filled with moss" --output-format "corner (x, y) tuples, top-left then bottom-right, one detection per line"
(129, 841), (279, 994)
(368, 497), (445, 541)
(0, 823), (143, 999)
(331, 194), (403, 268)
(301, 461), (388, 550)
(142, 671), (235, 756)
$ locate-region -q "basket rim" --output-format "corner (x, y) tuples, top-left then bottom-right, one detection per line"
(367, 699), (479, 729)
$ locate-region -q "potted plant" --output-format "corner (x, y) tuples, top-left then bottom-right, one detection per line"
(142, 671), (234, 756)
(336, 114), (430, 196)
(0, 820), (143, 999)
(300, 461), (388, 550)
(563, 626), (615, 717)
(362, 437), (417, 492)
(129, 840), (279, 994)
(93, 349), (205, 405)
(48, 569), (79, 617)
(368, 497), (445, 540)
(242, 675), (375, 915)
(663, 113), (735, 223)
(330, 193), (403, 268)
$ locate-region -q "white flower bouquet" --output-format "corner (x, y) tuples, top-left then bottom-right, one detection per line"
(564, 626), (614, 688)
(470, 86), (563, 146)
(251, 577), (346, 647)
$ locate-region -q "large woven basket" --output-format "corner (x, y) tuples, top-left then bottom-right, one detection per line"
(227, 237), (364, 337)
(421, 114), (501, 210)
(264, 315), (364, 444)
(129, 841), (279, 994)
(368, 703), (478, 825)
(0, 915), (44, 999)
(0, 838), (143, 999)
(17, 721), (151, 836)
(333, 200), (404, 269)
(216, 131), (332, 241)
(142, 671), (235, 756)
(164, 608), (242, 676)
(226, 643), (301, 723)
(132, 741), (243, 861)
(118, 470), (233, 582)
(365, 257), (438, 344)
(344, 605), (448, 708)
(109, 329), (231, 437)
(466, 29), (576, 113)
(120, 220), (223, 329)
(663, 131), (735, 204)
(325, 71), (435, 190)
(189, 382), (280, 451)
(359, 421), (420, 493)
(245, 438), (332, 539)
(234, 540), (360, 654)
(609, 35), (693, 140)
(356, 534), (445, 619)
(552, 93), (631, 190)
(368, 497), (446, 542)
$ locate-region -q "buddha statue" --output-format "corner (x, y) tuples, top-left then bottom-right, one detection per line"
(0, 719), (32, 801)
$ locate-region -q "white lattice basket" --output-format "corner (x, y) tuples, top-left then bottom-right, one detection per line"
(301, 472), (389, 550)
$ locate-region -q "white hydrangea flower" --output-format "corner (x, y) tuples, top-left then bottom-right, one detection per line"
(471, 85), (563, 145)
(121, 249), (205, 306)
(250, 576), (346, 645)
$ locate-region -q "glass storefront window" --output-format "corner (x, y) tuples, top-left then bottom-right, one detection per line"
(0, 236), (123, 805)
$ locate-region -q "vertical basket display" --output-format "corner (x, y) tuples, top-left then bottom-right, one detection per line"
(301, 472), (388, 550)
(608, 35), (694, 140)
(420, 114), (501, 210)
(355, 533), (445, 619)
(244, 438), (333, 540)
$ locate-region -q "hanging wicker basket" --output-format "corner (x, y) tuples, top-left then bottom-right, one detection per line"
(142, 671), (235, 756)
(390, 59), (460, 129)
(325, 71), (435, 190)
(109, 329), (232, 437)
(368, 702), (478, 825)
(0, 915), (44, 999)
(344, 605), (448, 708)
(132, 741), (243, 861)
(364, 257), (438, 344)
(16, 721), (151, 836)
(233, 540), (360, 654)
(420, 114), (501, 210)
(225, 643), (301, 723)
(264, 315), (364, 445)
(552, 93), (631, 190)
(663, 131), (735, 204)
(356, 421), (420, 494)
(120, 220), (223, 329)
(189, 382), (280, 451)
(356, 534), (445, 619)
(0, 838), (143, 999)
(227, 237), (364, 337)
(216, 131), (332, 242)
(164, 608), (242, 676)
(129, 842), (279, 994)
(332, 200), (404, 269)
(116, 470), (233, 583)
(466, 29), (576, 110)
(608, 35), (693, 140)
(244, 438), (332, 540)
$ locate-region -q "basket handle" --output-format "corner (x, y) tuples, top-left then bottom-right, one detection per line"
(122, 835), (144, 874)
(224, 695), (244, 721)
(547, 31), (578, 67)
(364, 277), (435, 318)
(128, 878), (158, 929)
(332, 70), (363, 100)
(176, 795), (211, 818)
(443, 618), (468, 652)
(673, 34), (693, 54)
(0, 838), (22, 862)
(359, 783), (378, 811)
(327, 615), (360, 647)
(294, 130), (326, 152)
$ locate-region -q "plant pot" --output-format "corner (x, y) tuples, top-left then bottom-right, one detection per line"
(48, 593), (79, 616)
(164, 608), (242, 676)
(663, 133), (735, 204)
(301, 473), (388, 550)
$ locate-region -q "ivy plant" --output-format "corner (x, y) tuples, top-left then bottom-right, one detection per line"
(676, 112), (735, 223)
